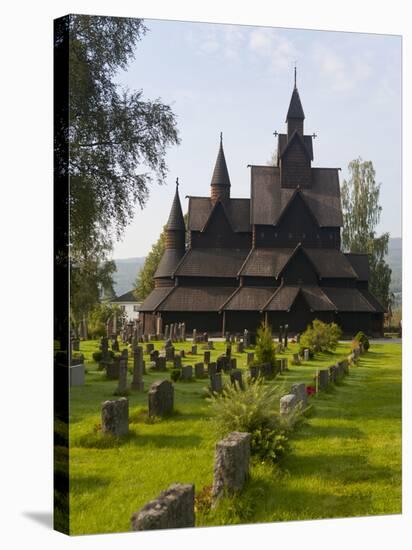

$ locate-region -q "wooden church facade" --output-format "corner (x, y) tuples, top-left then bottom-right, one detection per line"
(140, 78), (384, 337)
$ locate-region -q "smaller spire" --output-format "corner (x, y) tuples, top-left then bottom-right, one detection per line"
(210, 133), (231, 202)
(166, 179), (185, 231)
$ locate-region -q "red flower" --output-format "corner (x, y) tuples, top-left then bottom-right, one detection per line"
(306, 385), (316, 396)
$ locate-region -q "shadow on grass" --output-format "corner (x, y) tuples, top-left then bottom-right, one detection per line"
(73, 429), (202, 450)
(70, 474), (111, 493)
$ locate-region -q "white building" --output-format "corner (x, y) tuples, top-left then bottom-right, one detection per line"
(111, 290), (141, 322)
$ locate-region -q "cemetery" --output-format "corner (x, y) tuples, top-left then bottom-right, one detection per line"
(66, 327), (402, 535)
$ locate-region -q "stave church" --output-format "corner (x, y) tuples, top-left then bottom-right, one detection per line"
(139, 74), (384, 337)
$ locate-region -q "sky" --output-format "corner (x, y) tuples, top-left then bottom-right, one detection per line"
(112, 19), (402, 259)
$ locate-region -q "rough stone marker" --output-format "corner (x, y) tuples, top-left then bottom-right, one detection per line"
(148, 379), (174, 417)
(212, 431), (251, 504)
(279, 393), (298, 416)
(131, 483), (195, 531)
(101, 397), (129, 436)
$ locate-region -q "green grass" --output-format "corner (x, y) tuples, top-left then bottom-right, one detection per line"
(68, 339), (401, 534)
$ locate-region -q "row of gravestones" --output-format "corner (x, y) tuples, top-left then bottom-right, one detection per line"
(164, 322), (186, 342)
(130, 431), (252, 531)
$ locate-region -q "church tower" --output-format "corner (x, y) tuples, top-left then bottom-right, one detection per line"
(210, 133), (231, 203)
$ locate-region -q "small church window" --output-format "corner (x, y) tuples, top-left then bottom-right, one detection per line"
(288, 232), (293, 239)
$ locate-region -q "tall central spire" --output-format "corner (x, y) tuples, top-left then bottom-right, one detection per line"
(210, 133), (231, 203)
(286, 68), (305, 138)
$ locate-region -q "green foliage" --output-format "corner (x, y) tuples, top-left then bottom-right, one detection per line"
(255, 322), (276, 367)
(87, 303), (125, 339)
(92, 351), (103, 363)
(341, 158), (391, 309)
(209, 377), (280, 434)
(251, 427), (290, 463)
(135, 226), (167, 299)
(354, 331), (370, 351)
(170, 368), (181, 382)
(300, 319), (342, 354)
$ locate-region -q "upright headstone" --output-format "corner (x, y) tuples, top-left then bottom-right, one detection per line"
(318, 369), (329, 390)
(114, 358), (128, 395)
(291, 382), (308, 407)
(236, 342), (244, 354)
(181, 365), (193, 380)
(216, 355), (227, 373)
(146, 343), (155, 354)
(132, 346), (144, 391)
(148, 380), (174, 417)
(283, 324), (289, 349)
(247, 352), (254, 365)
(203, 350), (211, 364)
(280, 394), (298, 416)
(164, 324), (169, 341)
(230, 369), (244, 389)
(210, 372), (222, 393)
(131, 484), (195, 531)
(303, 349), (310, 361)
(212, 432), (251, 504)
(106, 355), (120, 380)
(101, 397), (129, 436)
(249, 365), (260, 380)
(243, 329), (250, 348)
(208, 362), (217, 376)
(229, 357), (237, 371)
(192, 329), (197, 342)
(174, 356), (182, 369)
(194, 362), (205, 378)
(278, 325), (283, 343)
(191, 344), (197, 355)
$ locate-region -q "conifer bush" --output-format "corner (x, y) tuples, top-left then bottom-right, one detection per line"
(254, 322), (277, 367)
(354, 331), (370, 351)
(300, 319), (342, 354)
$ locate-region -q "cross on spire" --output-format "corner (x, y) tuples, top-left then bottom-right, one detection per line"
(220, 131), (223, 144)
(176, 177), (179, 188)
(294, 61), (297, 88)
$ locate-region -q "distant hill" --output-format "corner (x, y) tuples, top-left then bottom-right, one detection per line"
(111, 237), (402, 303)
(112, 257), (145, 297)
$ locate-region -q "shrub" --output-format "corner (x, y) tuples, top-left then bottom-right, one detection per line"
(255, 322), (276, 367)
(170, 368), (181, 382)
(354, 331), (370, 351)
(250, 427), (290, 463)
(300, 319), (342, 354)
(92, 351), (103, 363)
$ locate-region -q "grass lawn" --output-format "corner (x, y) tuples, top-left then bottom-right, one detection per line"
(68, 339), (401, 535)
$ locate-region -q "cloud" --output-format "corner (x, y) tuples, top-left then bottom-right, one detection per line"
(248, 28), (298, 72)
(312, 45), (373, 93)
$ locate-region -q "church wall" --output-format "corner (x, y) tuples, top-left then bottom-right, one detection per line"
(191, 230), (251, 249)
(160, 311), (222, 333)
(281, 252), (318, 285)
(225, 311), (264, 333)
(280, 140), (311, 188)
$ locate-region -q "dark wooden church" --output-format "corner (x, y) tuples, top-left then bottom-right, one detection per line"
(140, 76), (384, 336)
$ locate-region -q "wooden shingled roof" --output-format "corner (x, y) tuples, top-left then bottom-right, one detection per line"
(345, 253), (370, 281)
(139, 287), (174, 312)
(174, 248), (248, 278)
(321, 287), (376, 312)
(187, 197), (250, 233)
(250, 165), (343, 227)
(222, 286), (276, 311)
(154, 249), (186, 278)
(157, 286), (237, 312)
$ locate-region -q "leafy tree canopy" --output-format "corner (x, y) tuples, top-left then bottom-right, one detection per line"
(341, 158), (392, 310)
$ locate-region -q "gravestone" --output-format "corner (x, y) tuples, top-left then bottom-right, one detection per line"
(148, 380), (174, 417)
(292, 353), (301, 365)
(210, 372), (222, 393)
(174, 356), (182, 369)
(101, 397), (129, 436)
(194, 362), (205, 378)
(236, 342), (244, 354)
(249, 365), (260, 380)
(318, 369), (329, 390)
(203, 332), (209, 342)
(179, 349), (185, 358)
(280, 358), (288, 372)
(70, 363), (85, 386)
(164, 324), (169, 340)
(165, 346), (175, 362)
(156, 356), (167, 371)
(131, 483), (195, 531)
(191, 345), (197, 355)
(132, 346), (144, 391)
(291, 382), (308, 407)
(283, 324), (289, 348)
(114, 358), (128, 395)
(243, 329), (250, 348)
(208, 362), (217, 376)
(303, 349), (310, 361)
(329, 365), (337, 383)
(230, 369), (244, 389)
(261, 362), (274, 379)
(247, 352), (254, 365)
(216, 355), (227, 373)
(225, 345), (232, 359)
(225, 332), (230, 343)
(203, 350), (211, 364)
(111, 336), (120, 352)
(212, 432), (251, 504)
(149, 350), (159, 362)
(192, 329), (197, 342)
(207, 340), (214, 350)
(181, 365), (193, 380)
(280, 394), (298, 416)
(229, 357), (237, 371)
(106, 356), (120, 380)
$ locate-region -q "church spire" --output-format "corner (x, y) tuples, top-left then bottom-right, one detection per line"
(286, 67), (305, 138)
(165, 178), (185, 250)
(210, 133), (231, 203)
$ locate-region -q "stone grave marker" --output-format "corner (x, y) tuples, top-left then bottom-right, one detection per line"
(212, 432), (251, 504)
(148, 380), (174, 417)
(208, 362), (217, 376)
(101, 397), (129, 436)
(181, 365), (193, 380)
(106, 356), (120, 380)
(132, 347), (144, 391)
(280, 394), (298, 416)
(317, 369), (329, 390)
(230, 369), (244, 389)
(194, 362), (205, 378)
(210, 372), (222, 393)
(203, 350), (211, 364)
(131, 484), (195, 531)
(249, 365), (260, 379)
(229, 357), (237, 371)
(247, 352), (254, 365)
(114, 358), (128, 395)
(291, 382), (308, 407)
(191, 344), (197, 355)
